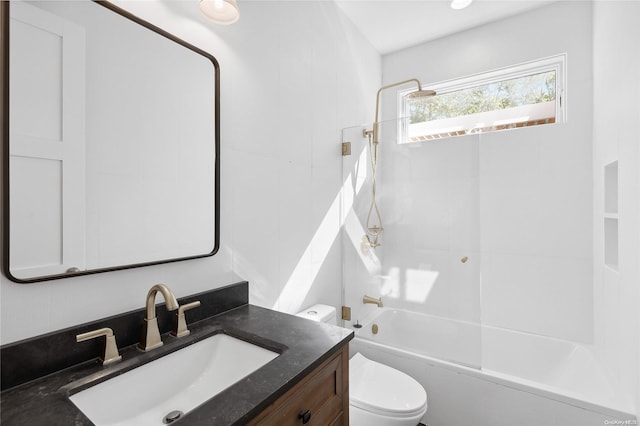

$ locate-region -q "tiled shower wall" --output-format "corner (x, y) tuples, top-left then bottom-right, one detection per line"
(373, 1), (594, 343)
(593, 0), (640, 415)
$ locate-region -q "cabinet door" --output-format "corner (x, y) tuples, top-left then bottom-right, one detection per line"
(250, 347), (349, 426)
(9, 2), (86, 278)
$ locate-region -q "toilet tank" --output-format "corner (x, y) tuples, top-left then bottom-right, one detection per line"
(295, 304), (337, 326)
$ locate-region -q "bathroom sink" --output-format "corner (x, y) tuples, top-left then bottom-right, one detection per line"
(69, 333), (279, 425)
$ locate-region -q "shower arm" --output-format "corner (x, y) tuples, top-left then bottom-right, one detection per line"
(369, 78), (424, 145)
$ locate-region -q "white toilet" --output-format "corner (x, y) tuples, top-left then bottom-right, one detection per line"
(296, 305), (428, 426)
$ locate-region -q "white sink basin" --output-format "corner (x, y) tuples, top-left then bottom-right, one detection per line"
(69, 333), (279, 425)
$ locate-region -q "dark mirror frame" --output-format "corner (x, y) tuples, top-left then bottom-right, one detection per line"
(1, 1), (220, 283)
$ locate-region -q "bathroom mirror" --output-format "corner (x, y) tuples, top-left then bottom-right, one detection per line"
(1, 1), (220, 283)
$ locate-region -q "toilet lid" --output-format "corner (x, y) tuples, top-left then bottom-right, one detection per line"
(350, 352), (427, 418)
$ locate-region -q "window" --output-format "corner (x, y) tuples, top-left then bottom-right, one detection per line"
(399, 54), (566, 143)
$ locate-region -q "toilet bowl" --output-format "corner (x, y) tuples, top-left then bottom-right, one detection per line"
(350, 352), (427, 425)
(296, 305), (428, 426)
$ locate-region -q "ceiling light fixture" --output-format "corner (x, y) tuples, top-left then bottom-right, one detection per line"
(450, 0), (473, 10)
(199, 0), (240, 25)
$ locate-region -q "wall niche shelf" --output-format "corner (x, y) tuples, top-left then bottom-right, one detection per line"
(603, 160), (618, 271)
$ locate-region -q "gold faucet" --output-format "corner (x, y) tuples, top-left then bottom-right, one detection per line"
(363, 294), (383, 307)
(139, 284), (179, 351)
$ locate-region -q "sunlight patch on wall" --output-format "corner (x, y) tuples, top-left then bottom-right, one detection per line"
(381, 266), (439, 304)
(276, 141), (377, 313)
(276, 188), (340, 313)
(406, 268), (439, 303)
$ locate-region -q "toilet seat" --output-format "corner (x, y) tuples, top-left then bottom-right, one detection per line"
(349, 352), (427, 418)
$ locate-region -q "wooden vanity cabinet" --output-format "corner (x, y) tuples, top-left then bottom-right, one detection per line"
(248, 345), (349, 426)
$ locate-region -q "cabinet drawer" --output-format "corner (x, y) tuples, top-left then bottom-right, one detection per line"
(249, 347), (348, 426)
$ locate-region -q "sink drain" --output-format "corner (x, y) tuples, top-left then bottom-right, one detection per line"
(163, 410), (184, 424)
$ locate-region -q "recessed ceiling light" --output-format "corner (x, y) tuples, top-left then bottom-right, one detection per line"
(200, 0), (240, 25)
(451, 0), (473, 10)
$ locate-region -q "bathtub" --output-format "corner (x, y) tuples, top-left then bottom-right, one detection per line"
(349, 308), (637, 426)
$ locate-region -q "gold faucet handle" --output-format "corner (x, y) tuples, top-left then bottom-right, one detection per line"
(76, 327), (122, 365)
(171, 301), (201, 338)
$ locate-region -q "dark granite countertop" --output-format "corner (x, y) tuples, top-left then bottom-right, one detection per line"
(1, 295), (353, 425)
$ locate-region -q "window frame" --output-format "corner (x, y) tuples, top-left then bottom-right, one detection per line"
(397, 53), (567, 143)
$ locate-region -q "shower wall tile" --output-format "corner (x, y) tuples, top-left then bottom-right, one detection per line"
(479, 172), (546, 255)
(477, 126), (542, 180)
(384, 135), (479, 183)
(448, 177), (481, 252)
(481, 253), (593, 342)
(593, 2), (640, 414)
(478, 124), (592, 259)
(373, 134), (482, 323)
(476, 123), (593, 343)
(378, 0), (596, 347)
(380, 247), (481, 323)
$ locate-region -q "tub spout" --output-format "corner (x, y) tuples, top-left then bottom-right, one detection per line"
(363, 294), (383, 307)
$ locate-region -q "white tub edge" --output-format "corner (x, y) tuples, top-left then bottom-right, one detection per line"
(352, 336), (636, 420)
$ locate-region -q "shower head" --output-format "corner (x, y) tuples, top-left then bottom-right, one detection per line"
(371, 78), (435, 144)
(408, 88), (437, 99)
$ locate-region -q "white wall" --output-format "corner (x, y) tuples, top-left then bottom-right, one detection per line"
(593, 0), (640, 415)
(373, 1), (594, 344)
(0, 0), (380, 344)
(216, 1), (380, 316)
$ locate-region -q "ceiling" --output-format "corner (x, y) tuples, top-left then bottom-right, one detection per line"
(333, 0), (555, 54)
